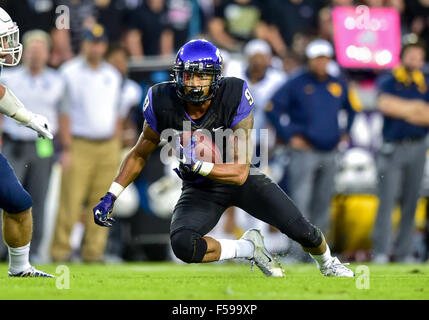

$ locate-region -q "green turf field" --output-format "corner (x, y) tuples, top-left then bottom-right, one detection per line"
(0, 262), (428, 300)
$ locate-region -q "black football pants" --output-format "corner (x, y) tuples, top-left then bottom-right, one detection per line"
(171, 169), (323, 250)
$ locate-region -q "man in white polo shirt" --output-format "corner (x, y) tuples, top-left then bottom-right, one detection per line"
(0, 30), (68, 262)
(50, 24), (122, 263)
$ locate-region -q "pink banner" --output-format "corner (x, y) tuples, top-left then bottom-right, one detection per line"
(332, 6), (401, 69)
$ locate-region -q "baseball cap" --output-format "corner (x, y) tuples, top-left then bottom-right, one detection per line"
(305, 39), (334, 59)
(244, 39), (272, 57)
(82, 24), (108, 42)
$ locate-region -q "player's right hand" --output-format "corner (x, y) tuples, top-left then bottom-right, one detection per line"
(26, 112), (53, 139)
(93, 192), (117, 227)
(175, 135), (203, 174)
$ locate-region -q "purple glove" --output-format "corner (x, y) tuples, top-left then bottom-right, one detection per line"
(175, 135), (203, 173)
(93, 192), (117, 227)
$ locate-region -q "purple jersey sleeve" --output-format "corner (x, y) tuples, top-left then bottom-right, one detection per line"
(230, 81), (255, 128)
(142, 87), (159, 134)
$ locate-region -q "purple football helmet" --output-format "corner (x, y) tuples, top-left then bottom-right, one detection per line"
(173, 39), (223, 104)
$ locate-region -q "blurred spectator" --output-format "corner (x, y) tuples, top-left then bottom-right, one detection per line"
(289, 31), (316, 61)
(0, 0), (57, 35)
(385, 0), (405, 13)
(282, 50), (303, 75)
(318, 6), (334, 42)
(266, 39), (360, 260)
(52, 0), (95, 66)
(404, 0), (429, 51)
(165, 0), (201, 51)
(93, 0), (129, 44)
(385, 0), (408, 38)
(56, 0), (127, 53)
(371, 39), (429, 263)
(266, 0), (325, 49)
(330, 0), (354, 6)
(50, 24), (123, 263)
(51, 0), (131, 67)
(197, 0), (216, 32)
(0, 30), (68, 263)
(0, 0), (74, 67)
(208, 0), (287, 57)
(208, 0), (262, 51)
(124, 0), (174, 57)
(357, 0), (384, 7)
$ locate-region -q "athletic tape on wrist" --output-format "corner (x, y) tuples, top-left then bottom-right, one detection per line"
(108, 182), (125, 198)
(198, 162), (214, 176)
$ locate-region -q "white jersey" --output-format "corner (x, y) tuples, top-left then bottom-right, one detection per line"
(1, 66), (65, 141)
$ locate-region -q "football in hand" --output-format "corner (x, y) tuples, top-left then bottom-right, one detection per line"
(180, 131), (222, 163)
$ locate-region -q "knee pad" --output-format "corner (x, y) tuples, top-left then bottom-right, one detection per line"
(286, 216), (323, 248)
(170, 228), (207, 263)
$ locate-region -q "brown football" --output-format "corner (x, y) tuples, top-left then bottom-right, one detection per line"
(180, 131), (223, 164)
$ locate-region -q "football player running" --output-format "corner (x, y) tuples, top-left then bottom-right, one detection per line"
(0, 7), (54, 277)
(94, 39), (354, 278)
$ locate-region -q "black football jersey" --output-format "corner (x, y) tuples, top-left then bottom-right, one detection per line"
(143, 77), (254, 135)
(142, 77), (254, 184)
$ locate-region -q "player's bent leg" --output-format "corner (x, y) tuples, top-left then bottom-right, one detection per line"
(2, 209), (32, 250)
(170, 228), (208, 263)
(0, 155), (54, 277)
(170, 183), (233, 263)
(235, 173), (354, 277)
(302, 231), (354, 277)
(170, 227), (256, 264)
(286, 216), (324, 250)
(170, 183), (285, 273)
(201, 236), (221, 262)
(206, 235), (256, 263)
(288, 217), (354, 277)
(3, 209), (54, 278)
(1, 153), (33, 264)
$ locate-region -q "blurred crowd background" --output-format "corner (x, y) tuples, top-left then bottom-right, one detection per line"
(0, 0), (429, 265)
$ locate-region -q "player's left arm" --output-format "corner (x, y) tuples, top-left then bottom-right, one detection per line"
(204, 112), (253, 186)
(0, 84), (53, 139)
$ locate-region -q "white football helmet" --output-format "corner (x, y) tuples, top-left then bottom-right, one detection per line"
(335, 148), (377, 194)
(0, 7), (22, 66)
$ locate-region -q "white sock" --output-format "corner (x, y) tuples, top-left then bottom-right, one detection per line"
(310, 245), (333, 268)
(218, 239), (254, 260)
(8, 243), (31, 274)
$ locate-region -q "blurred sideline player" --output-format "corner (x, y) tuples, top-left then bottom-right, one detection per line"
(0, 7), (53, 277)
(93, 39), (354, 277)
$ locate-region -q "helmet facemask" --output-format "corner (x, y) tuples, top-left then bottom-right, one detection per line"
(173, 61), (222, 105)
(0, 24), (22, 66)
